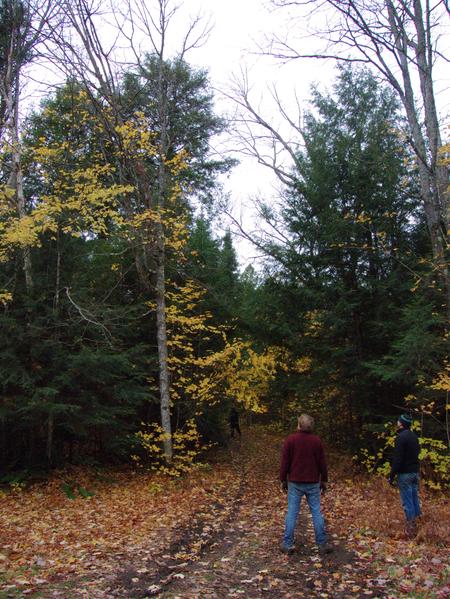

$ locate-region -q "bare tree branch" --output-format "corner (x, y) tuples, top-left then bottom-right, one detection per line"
(223, 69), (306, 189)
(264, 0), (448, 299)
(65, 287), (113, 345)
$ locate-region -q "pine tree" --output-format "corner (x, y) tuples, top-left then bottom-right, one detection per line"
(256, 67), (426, 441)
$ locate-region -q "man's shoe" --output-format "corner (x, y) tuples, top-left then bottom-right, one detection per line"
(280, 543), (295, 555)
(318, 543), (333, 555)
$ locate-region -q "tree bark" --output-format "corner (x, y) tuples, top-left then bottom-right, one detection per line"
(155, 227), (172, 460)
(154, 20), (173, 460)
(7, 71), (33, 291)
(50, 0), (210, 463)
(54, 231), (61, 311)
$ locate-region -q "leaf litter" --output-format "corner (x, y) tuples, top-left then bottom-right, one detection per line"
(0, 428), (448, 597)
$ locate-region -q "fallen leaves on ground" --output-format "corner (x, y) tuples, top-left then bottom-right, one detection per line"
(0, 428), (448, 598)
(323, 455), (449, 599)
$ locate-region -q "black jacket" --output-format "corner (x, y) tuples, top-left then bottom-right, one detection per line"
(389, 428), (420, 479)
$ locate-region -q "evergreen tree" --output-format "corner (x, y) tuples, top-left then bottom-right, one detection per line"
(121, 55), (234, 205)
(256, 67), (426, 442)
(0, 59), (237, 470)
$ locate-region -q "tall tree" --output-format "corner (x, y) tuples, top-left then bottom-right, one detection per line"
(248, 68), (426, 440)
(269, 0), (448, 302)
(119, 50), (231, 459)
(48, 0), (230, 461)
(0, 0), (54, 292)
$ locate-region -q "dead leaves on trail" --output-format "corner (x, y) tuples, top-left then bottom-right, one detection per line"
(0, 464), (241, 596)
(323, 469), (449, 598)
(163, 434), (387, 598)
(0, 429), (449, 598)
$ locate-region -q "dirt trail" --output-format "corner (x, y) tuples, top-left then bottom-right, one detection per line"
(2, 427), (448, 598)
(110, 431), (387, 599)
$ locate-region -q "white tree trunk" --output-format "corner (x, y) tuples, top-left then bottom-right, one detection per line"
(155, 227), (172, 460)
(6, 71), (33, 291)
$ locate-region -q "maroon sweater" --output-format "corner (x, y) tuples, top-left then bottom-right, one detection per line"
(280, 430), (328, 483)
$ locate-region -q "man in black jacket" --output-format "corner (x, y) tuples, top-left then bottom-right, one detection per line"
(388, 414), (421, 537)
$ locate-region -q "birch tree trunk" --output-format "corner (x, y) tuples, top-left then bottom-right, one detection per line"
(155, 225), (172, 459)
(0, 1), (56, 292)
(154, 5), (173, 460)
(7, 71), (33, 291)
(50, 0), (210, 462)
(384, 0), (447, 261)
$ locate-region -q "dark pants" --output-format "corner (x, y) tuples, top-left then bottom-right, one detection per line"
(230, 423), (241, 437)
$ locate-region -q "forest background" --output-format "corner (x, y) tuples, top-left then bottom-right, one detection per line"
(0, 0), (448, 491)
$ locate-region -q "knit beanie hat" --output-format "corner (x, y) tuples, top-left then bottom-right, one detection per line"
(398, 413), (413, 428)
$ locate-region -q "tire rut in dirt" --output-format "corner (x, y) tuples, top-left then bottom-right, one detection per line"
(112, 449), (248, 598)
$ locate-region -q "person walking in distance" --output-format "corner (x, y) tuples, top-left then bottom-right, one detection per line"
(388, 413), (421, 538)
(280, 414), (331, 555)
(229, 407), (241, 439)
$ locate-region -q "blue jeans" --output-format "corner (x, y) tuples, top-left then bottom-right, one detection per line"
(398, 472), (421, 521)
(283, 482), (326, 548)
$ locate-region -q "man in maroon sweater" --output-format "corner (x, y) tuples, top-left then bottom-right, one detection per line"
(280, 414), (331, 555)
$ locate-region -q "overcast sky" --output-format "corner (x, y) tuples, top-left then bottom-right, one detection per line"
(171, 0), (338, 262)
(164, 0), (449, 265)
(26, 0), (450, 266)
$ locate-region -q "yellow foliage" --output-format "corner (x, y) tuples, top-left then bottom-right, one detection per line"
(9, 481), (26, 493)
(0, 84), (193, 309)
(0, 107), (137, 261)
(134, 419), (209, 477)
(0, 290), (12, 305)
(294, 356), (313, 373)
(428, 362), (450, 392)
(115, 114), (158, 157)
(303, 310), (324, 337)
(0, 214), (40, 259)
(357, 421), (450, 489)
(190, 340), (278, 413)
(0, 184), (15, 210)
(143, 273), (278, 414)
